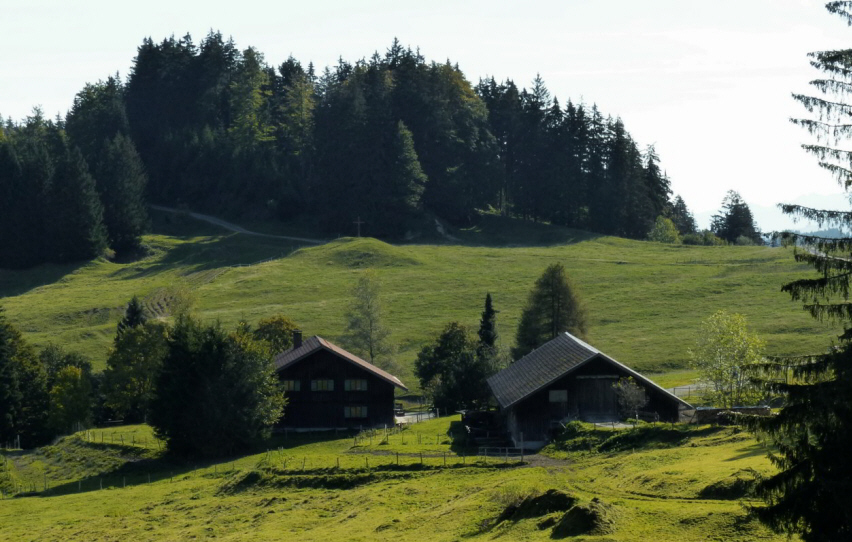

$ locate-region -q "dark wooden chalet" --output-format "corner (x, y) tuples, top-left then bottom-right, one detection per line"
(273, 334), (408, 430)
(486, 332), (692, 448)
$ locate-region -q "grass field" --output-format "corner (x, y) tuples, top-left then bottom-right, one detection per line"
(0, 416), (791, 541)
(0, 210), (838, 389)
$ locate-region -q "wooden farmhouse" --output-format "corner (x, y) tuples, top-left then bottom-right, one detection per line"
(486, 332), (692, 449)
(273, 333), (408, 430)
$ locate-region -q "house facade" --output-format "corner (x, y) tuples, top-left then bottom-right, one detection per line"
(273, 333), (408, 430)
(487, 332), (692, 449)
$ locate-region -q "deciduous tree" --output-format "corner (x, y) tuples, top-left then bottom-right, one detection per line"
(252, 314), (299, 353)
(647, 216), (680, 244)
(104, 322), (168, 423)
(0, 308), (50, 447)
(612, 377), (647, 421)
(415, 322), (494, 411)
(689, 310), (765, 408)
(48, 365), (92, 434)
(343, 272), (394, 369)
(513, 263), (588, 359)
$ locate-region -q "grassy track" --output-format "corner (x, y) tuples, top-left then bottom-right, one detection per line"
(0, 416), (791, 541)
(0, 212), (836, 387)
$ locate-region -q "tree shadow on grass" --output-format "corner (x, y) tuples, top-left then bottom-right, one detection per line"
(723, 442), (768, 462)
(435, 213), (603, 249)
(0, 260), (88, 298)
(109, 233), (306, 281)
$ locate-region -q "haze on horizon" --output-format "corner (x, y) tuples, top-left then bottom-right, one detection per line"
(2, 0), (851, 230)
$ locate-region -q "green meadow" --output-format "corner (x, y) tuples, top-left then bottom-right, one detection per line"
(0, 416), (789, 541)
(0, 211), (837, 388)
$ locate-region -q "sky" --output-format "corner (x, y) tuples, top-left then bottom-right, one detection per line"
(2, 0), (851, 230)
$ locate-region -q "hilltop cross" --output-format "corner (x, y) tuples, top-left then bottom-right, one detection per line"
(354, 216), (364, 237)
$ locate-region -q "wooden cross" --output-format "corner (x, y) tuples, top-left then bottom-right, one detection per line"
(354, 216), (364, 237)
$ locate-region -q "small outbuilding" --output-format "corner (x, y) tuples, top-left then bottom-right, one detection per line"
(273, 333), (408, 430)
(486, 332), (692, 449)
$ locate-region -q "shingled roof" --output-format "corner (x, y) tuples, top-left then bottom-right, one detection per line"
(273, 335), (408, 391)
(486, 332), (690, 409)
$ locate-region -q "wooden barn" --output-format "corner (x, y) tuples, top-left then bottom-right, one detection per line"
(486, 332), (692, 449)
(273, 333), (408, 430)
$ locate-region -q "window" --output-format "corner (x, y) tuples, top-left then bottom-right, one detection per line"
(344, 406), (368, 418)
(282, 380), (300, 392)
(549, 390), (568, 403)
(344, 379), (368, 391)
(311, 379), (334, 391)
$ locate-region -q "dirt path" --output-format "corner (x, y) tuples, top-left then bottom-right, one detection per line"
(150, 204), (326, 245)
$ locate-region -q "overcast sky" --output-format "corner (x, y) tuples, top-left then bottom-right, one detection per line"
(2, 0), (851, 230)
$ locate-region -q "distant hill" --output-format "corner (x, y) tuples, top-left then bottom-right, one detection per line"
(0, 210), (837, 388)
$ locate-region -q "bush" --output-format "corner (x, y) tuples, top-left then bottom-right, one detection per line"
(682, 230), (725, 246)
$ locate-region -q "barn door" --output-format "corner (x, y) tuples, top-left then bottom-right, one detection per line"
(576, 377), (618, 421)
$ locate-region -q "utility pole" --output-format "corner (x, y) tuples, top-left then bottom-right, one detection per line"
(354, 216), (365, 237)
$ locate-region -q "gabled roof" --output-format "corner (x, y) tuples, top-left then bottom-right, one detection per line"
(273, 336), (408, 391)
(486, 332), (691, 410)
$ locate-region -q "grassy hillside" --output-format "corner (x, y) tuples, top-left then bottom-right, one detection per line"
(0, 417), (790, 541)
(0, 211), (838, 387)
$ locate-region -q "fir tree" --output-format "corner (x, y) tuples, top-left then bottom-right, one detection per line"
(94, 134), (149, 254)
(747, 4), (852, 539)
(148, 316), (284, 458)
(46, 144), (107, 262)
(116, 296), (148, 338)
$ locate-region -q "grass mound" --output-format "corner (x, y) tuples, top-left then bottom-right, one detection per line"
(551, 497), (619, 538)
(309, 237), (422, 268)
(494, 489), (577, 524)
(547, 421), (724, 454)
(699, 469), (758, 500)
(489, 488), (619, 539)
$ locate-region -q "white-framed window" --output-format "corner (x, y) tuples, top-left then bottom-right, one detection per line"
(344, 406), (368, 418)
(344, 379), (368, 391)
(311, 379), (334, 391)
(549, 390), (568, 403)
(282, 380), (300, 392)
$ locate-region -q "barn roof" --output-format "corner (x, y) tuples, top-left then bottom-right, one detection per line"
(273, 335), (408, 391)
(486, 332), (691, 409)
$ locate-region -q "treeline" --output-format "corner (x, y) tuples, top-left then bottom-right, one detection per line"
(1, 33), (697, 268)
(0, 103), (148, 268)
(123, 34), (682, 236)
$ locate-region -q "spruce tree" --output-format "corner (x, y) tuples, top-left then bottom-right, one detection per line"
(747, 3), (852, 540)
(670, 195), (698, 235)
(95, 134), (149, 254)
(47, 144), (107, 262)
(478, 293), (498, 350)
(710, 190), (762, 244)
